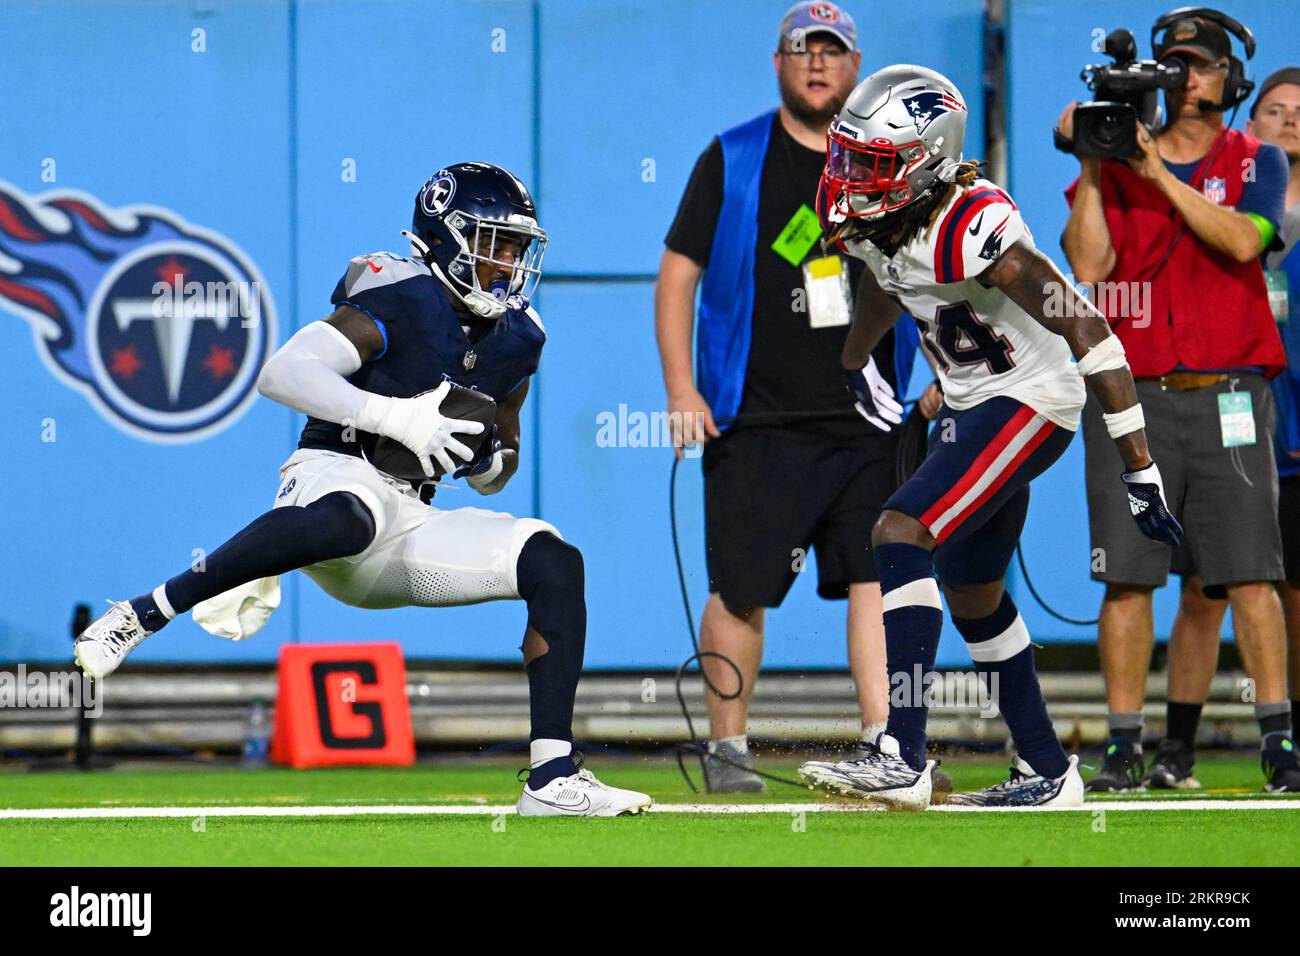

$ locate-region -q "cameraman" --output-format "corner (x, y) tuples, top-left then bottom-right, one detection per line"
(1058, 12), (1298, 793)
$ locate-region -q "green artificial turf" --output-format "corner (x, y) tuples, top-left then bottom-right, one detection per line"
(0, 755), (1295, 866)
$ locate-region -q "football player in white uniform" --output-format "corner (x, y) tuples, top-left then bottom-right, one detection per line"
(797, 66), (1182, 808)
(72, 163), (651, 817)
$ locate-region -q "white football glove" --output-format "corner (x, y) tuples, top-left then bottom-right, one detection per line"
(357, 381), (485, 478)
(845, 357), (904, 432)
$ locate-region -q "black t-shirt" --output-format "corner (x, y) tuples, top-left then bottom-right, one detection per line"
(666, 112), (897, 443)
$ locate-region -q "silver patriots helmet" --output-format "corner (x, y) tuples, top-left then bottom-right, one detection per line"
(821, 64), (968, 222)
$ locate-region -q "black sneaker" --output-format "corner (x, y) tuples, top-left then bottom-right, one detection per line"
(1142, 738), (1201, 790)
(1086, 736), (1144, 792)
(1262, 733), (1300, 793)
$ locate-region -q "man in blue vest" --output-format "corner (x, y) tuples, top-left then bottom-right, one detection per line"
(654, 2), (925, 792)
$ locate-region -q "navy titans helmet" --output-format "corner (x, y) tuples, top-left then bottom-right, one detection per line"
(404, 162), (547, 318)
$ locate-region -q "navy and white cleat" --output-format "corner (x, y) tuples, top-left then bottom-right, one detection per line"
(517, 768), (653, 817)
(947, 755), (1085, 808)
(798, 733), (933, 811)
(73, 600), (153, 681)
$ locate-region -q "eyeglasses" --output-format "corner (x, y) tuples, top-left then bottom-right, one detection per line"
(1187, 61), (1229, 78)
(778, 47), (848, 68)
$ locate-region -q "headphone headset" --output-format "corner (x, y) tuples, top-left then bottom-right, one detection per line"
(1151, 6), (1256, 111)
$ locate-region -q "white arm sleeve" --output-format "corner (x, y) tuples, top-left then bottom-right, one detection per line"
(255, 320), (376, 427)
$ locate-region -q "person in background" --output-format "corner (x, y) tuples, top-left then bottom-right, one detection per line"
(1143, 68), (1300, 789)
(1252, 67), (1300, 741)
(654, 1), (923, 792)
(1058, 13), (1299, 793)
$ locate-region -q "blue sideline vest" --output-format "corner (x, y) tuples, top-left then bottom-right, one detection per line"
(1271, 238), (1300, 477)
(696, 110), (918, 429)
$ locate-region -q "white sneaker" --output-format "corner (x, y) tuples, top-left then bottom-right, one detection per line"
(798, 733), (934, 811)
(74, 600), (153, 680)
(947, 754), (1085, 807)
(517, 767), (653, 817)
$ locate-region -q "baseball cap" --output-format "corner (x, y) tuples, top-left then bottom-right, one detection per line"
(779, 2), (857, 53)
(1251, 66), (1300, 118)
(1154, 15), (1231, 63)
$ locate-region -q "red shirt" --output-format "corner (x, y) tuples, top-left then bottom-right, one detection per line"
(1064, 128), (1284, 378)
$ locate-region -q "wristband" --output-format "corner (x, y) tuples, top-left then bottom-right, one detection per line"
(1103, 404), (1145, 439)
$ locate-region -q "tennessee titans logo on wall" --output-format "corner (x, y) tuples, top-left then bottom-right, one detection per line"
(0, 181), (276, 443)
(901, 90), (967, 137)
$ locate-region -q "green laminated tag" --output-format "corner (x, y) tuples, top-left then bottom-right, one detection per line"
(771, 203), (822, 267)
(1266, 269), (1289, 324)
(1218, 390), (1256, 448)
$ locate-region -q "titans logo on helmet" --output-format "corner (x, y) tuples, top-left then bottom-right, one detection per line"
(419, 172), (457, 216)
(0, 181), (276, 443)
(901, 90), (967, 137)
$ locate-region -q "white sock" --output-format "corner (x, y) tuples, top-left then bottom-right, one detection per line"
(861, 720), (887, 743)
(152, 584), (177, 620)
(529, 738), (572, 768)
(709, 734), (748, 755)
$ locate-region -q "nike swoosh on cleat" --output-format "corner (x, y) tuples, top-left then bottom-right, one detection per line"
(527, 793), (592, 813)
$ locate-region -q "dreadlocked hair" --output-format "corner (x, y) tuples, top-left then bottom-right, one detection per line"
(829, 159), (986, 258)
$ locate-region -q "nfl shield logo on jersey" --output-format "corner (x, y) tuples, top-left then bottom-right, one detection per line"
(1202, 177), (1227, 205)
(0, 181), (275, 443)
(463, 349), (477, 370)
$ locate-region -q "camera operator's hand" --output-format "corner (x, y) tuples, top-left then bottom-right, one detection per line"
(1126, 121), (1168, 183)
(1055, 102), (1101, 176)
(1056, 101), (1077, 142)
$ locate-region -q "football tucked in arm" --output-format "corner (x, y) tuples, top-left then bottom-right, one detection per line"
(368, 385), (497, 481)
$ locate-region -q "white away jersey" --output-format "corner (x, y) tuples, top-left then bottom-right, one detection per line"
(842, 179), (1084, 429)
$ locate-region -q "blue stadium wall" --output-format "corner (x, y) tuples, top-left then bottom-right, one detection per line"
(1, 0), (1287, 668)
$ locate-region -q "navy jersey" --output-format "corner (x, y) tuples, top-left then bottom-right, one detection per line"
(298, 251), (545, 462)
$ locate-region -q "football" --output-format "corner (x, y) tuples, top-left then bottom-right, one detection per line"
(368, 385), (497, 481)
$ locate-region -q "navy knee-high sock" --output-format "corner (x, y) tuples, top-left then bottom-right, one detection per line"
(516, 533), (587, 788)
(953, 591), (1067, 779)
(128, 492), (375, 631)
(877, 542), (944, 771)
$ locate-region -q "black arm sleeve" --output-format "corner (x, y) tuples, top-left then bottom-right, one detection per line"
(664, 138), (724, 268)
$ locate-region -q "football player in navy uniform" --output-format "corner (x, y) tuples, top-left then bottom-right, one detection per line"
(73, 162), (652, 817)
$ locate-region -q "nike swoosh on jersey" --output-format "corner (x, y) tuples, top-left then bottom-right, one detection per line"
(367, 259), (383, 273)
(968, 211), (985, 236)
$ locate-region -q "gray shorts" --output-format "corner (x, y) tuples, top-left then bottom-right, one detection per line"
(1083, 373), (1283, 589)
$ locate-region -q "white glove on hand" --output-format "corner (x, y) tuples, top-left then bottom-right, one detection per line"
(845, 357), (905, 432)
(357, 381), (486, 478)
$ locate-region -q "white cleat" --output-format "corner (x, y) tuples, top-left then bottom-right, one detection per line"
(517, 767), (654, 817)
(73, 600), (153, 680)
(798, 733), (934, 811)
(947, 754), (1085, 808)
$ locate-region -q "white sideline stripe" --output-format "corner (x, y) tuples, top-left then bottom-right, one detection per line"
(0, 800), (1297, 820)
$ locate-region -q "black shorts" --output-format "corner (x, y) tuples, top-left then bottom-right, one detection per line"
(702, 426), (898, 607)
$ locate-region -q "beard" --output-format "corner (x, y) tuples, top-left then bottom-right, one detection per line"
(779, 75), (846, 127)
